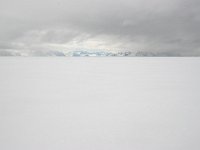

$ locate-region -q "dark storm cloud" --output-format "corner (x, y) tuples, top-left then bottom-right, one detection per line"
(0, 0), (200, 56)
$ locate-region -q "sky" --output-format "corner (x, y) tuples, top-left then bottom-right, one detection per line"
(0, 0), (200, 56)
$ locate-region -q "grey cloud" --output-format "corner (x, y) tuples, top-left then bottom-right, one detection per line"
(0, 0), (200, 56)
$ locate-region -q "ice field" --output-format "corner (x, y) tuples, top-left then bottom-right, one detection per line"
(0, 57), (200, 150)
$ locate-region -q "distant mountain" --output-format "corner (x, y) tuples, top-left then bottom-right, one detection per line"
(71, 51), (133, 57)
(135, 51), (181, 57)
(0, 49), (180, 57)
(0, 50), (21, 56)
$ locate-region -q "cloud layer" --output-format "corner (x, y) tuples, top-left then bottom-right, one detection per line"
(0, 0), (200, 56)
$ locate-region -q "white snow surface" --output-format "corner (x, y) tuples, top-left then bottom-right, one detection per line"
(0, 57), (200, 150)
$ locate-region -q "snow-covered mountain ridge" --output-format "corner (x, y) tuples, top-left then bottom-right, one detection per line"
(0, 50), (181, 56)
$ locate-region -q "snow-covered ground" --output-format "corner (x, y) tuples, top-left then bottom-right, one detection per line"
(0, 57), (200, 150)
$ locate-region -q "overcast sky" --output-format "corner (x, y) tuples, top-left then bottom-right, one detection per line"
(0, 0), (200, 56)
